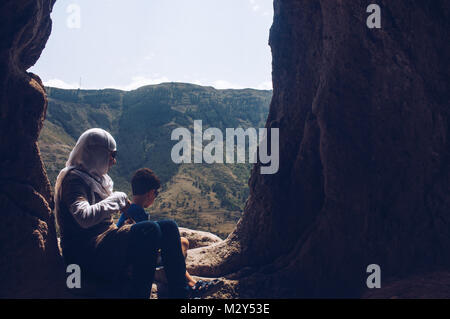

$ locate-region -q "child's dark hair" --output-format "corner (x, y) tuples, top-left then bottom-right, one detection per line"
(131, 168), (161, 195)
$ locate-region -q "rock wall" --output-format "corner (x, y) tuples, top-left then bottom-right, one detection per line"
(189, 0), (450, 298)
(0, 0), (67, 298)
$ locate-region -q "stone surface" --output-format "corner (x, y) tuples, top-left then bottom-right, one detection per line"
(178, 227), (223, 249)
(190, 0), (450, 298)
(0, 0), (68, 298)
(363, 272), (450, 299)
(154, 228), (233, 298)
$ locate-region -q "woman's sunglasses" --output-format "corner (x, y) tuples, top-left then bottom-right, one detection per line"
(111, 151), (117, 159)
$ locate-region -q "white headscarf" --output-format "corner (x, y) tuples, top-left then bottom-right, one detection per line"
(54, 128), (117, 212)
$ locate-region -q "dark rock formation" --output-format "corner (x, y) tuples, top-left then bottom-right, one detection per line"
(0, 0), (68, 298)
(1, 0), (449, 298)
(190, 0), (450, 298)
(362, 271), (450, 299)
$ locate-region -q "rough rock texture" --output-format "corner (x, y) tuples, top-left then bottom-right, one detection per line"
(190, 0), (450, 298)
(362, 271), (450, 299)
(154, 228), (235, 299)
(0, 0), (68, 298)
(1, 0), (449, 299)
(178, 227), (223, 249)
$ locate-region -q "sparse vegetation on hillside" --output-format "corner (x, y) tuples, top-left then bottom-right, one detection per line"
(39, 83), (271, 238)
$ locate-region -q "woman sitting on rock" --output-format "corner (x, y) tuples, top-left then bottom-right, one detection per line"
(54, 128), (189, 298)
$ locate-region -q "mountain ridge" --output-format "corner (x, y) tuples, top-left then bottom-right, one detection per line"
(40, 82), (272, 238)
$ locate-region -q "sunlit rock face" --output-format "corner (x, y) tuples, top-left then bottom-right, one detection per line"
(0, 0), (449, 299)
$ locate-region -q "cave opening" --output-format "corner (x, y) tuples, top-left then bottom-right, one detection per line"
(3, 0), (448, 299)
(31, 0), (274, 240)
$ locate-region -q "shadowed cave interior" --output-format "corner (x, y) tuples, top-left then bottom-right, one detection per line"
(0, 0), (449, 298)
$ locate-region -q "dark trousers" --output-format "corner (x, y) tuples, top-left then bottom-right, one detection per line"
(126, 220), (187, 298)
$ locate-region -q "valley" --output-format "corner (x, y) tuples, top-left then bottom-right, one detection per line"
(39, 82), (271, 238)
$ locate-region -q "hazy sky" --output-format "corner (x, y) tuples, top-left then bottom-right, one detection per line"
(30, 0), (274, 91)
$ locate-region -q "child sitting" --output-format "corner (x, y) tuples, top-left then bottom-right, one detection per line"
(117, 168), (217, 292)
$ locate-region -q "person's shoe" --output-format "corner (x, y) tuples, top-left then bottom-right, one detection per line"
(187, 279), (222, 298)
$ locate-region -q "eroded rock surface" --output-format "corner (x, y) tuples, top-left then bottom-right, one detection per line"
(178, 227), (223, 249)
(0, 0), (68, 298)
(363, 272), (450, 299)
(154, 228), (237, 299)
(190, 1), (450, 298)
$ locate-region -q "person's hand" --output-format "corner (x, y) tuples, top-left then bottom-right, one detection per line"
(124, 218), (136, 225)
(121, 198), (131, 213)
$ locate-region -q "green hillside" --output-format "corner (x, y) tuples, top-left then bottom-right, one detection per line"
(39, 82), (271, 238)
